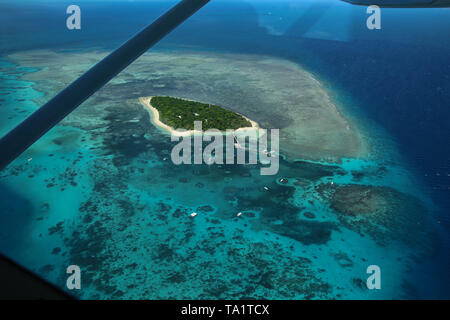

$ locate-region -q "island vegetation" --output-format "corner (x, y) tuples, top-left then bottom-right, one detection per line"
(150, 96), (252, 131)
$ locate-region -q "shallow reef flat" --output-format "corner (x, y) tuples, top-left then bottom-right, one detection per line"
(7, 49), (368, 162)
(0, 49), (438, 299)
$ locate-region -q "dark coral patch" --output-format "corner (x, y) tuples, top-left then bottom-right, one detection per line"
(277, 159), (344, 181)
(197, 205), (215, 213)
(317, 183), (436, 250)
(303, 211), (316, 219)
(48, 221), (64, 235)
(272, 220), (336, 245)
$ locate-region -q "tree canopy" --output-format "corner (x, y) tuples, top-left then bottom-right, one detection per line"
(151, 96), (252, 131)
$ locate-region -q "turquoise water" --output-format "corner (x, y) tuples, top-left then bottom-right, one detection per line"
(0, 0), (449, 299)
(0, 52), (440, 299)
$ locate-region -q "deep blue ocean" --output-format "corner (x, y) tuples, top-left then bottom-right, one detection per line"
(1, 0), (449, 299)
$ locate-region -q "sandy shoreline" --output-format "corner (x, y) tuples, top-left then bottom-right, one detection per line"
(139, 96), (260, 137)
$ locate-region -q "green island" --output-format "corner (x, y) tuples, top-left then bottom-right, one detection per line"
(150, 96), (252, 131)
